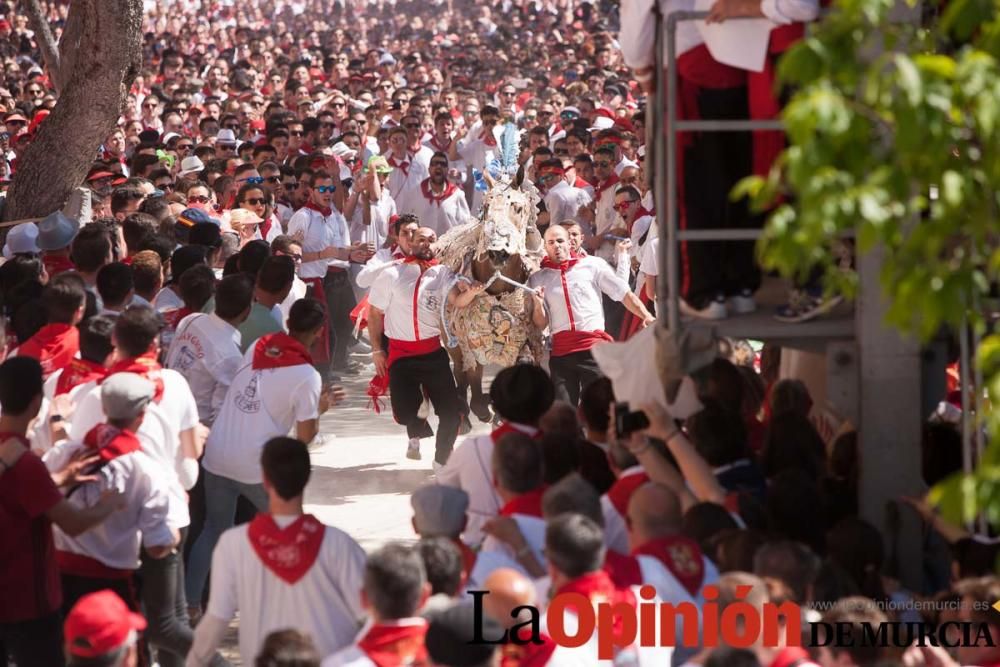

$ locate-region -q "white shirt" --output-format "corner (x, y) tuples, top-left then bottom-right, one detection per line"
(355, 247), (404, 290)
(203, 347), (321, 485)
(164, 313), (242, 425)
(480, 513), (546, 568)
(528, 256), (630, 336)
(594, 179), (620, 237)
(619, 0), (702, 70)
(410, 145), (435, 172)
(196, 516), (366, 664)
(409, 181), (471, 235)
(385, 154), (429, 217)
(277, 276), (309, 330)
(456, 124), (502, 172)
(368, 262), (453, 342)
(287, 206), (352, 277)
(761, 0), (820, 23)
(350, 189), (396, 250)
(544, 180), (592, 226)
(639, 236), (660, 278)
(44, 436), (175, 569)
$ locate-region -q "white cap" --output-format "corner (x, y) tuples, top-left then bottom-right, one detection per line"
(2, 222), (40, 258)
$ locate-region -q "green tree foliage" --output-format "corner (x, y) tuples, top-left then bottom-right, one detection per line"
(738, 0), (1000, 525)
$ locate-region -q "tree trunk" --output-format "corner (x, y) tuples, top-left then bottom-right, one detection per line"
(4, 0), (142, 221)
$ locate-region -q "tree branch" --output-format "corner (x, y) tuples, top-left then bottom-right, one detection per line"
(20, 0), (62, 92)
(57, 0), (85, 93)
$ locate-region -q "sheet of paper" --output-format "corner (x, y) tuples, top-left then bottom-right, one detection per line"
(693, 0), (775, 73)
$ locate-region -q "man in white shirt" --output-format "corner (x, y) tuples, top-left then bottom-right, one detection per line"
(479, 433), (547, 567)
(402, 113), (435, 172)
(528, 225), (654, 405)
(410, 152), (471, 235)
(44, 373), (178, 615)
(457, 105), (502, 213)
(355, 214), (418, 290)
(321, 543), (430, 667)
(271, 235), (309, 328)
(384, 126), (428, 216)
(367, 227), (481, 467)
(187, 437), (366, 666)
(287, 170), (371, 378)
(537, 158), (593, 228)
(184, 298), (344, 612)
(164, 274), (253, 426)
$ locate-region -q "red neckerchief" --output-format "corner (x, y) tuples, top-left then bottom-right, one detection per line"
(500, 632), (558, 667)
(626, 207), (654, 234)
(402, 255), (439, 271)
(605, 469), (650, 518)
(356, 620), (429, 667)
(83, 424), (142, 462)
(304, 201), (332, 217)
(387, 154), (410, 176)
(573, 176), (591, 190)
(499, 486), (547, 518)
(103, 352), (165, 403)
(540, 256), (580, 272)
(161, 307), (194, 332)
(247, 513), (325, 585)
(56, 358), (108, 397)
(555, 571), (637, 641)
(427, 135), (451, 152)
(252, 332), (313, 370)
(490, 422), (540, 443)
(632, 535), (705, 597)
(595, 174), (620, 200)
(42, 253), (75, 277)
(479, 129), (497, 147)
(419, 178), (458, 205)
(18, 323), (80, 378)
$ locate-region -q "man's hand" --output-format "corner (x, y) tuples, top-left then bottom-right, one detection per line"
(615, 238), (632, 254)
(530, 286), (545, 310)
(483, 515), (528, 550)
(640, 314), (656, 329)
(348, 242), (373, 263)
(706, 0), (762, 22)
(638, 401), (676, 441)
(319, 384), (346, 414)
(50, 448), (101, 488)
(373, 350), (388, 377)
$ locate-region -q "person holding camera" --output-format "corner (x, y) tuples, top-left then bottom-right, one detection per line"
(528, 225), (654, 405)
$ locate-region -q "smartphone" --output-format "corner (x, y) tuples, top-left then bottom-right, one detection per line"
(615, 402), (650, 438)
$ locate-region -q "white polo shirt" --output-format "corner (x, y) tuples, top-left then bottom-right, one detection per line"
(544, 179), (593, 226)
(202, 347), (321, 485)
(164, 313), (243, 425)
(385, 154), (429, 217)
(409, 181), (471, 235)
(287, 206), (352, 278)
(528, 256), (630, 335)
(368, 262), (453, 341)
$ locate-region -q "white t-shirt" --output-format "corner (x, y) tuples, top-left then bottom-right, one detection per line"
(409, 182), (471, 235)
(164, 313), (243, 425)
(355, 247), (404, 290)
(639, 237), (660, 278)
(368, 263), (453, 342)
(287, 206), (352, 277)
(277, 277), (309, 330)
(206, 516), (367, 663)
(385, 154), (429, 217)
(544, 180), (593, 226)
(528, 256), (630, 335)
(153, 286), (184, 311)
(349, 189), (396, 250)
(202, 348), (321, 484)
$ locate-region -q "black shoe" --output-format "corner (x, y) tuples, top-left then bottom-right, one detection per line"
(470, 395), (492, 423)
(412, 418), (434, 439)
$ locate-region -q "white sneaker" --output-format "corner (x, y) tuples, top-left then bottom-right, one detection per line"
(680, 297), (728, 320)
(416, 395), (431, 420)
(406, 438), (421, 460)
(728, 290), (757, 315)
(352, 340), (372, 354)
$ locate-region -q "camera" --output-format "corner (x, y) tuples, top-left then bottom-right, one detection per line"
(615, 402), (649, 438)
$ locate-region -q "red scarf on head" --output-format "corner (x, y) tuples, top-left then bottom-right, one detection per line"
(357, 621), (429, 667)
(18, 323), (80, 378)
(56, 358), (108, 397)
(633, 535), (705, 597)
(420, 178), (458, 205)
(387, 154), (410, 176)
(252, 332), (313, 370)
(479, 129), (497, 147)
(304, 201), (332, 217)
(606, 469), (650, 519)
(247, 513), (325, 585)
(501, 633), (558, 667)
(83, 423), (142, 462)
(103, 352), (165, 403)
(499, 486), (547, 518)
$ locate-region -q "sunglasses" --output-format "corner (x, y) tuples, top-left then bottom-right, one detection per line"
(157, 182), (174, 191)
(243, 176), (264, 185)
(143, 102), (158, 109)
(284, 181), (298, 189)
(264, 175), (281, 183)
(614, 200), (637, 211)
(289, 131), (303, 136)
(244, 197), (266, 205)
(404, 123), (420, 129)
(331, 102), (346, 108)
(314, 185), (336, 193)
(188, 195), (210, 204)
(501, 91), (516, 97)
(177, 143), (193, 151)
(321, 121), (336, 127)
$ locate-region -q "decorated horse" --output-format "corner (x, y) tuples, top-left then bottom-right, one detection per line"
(433, 124), (545, 422)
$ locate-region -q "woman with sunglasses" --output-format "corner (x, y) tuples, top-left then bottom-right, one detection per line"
(234, 183), (280, 245)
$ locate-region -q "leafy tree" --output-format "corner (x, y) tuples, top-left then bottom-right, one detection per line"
(738, 0), (1000, 524)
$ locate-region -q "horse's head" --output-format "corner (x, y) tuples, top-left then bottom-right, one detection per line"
(475, 180), (540, 264)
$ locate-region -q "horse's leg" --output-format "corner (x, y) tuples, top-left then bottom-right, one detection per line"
(468, 362), (492, 423)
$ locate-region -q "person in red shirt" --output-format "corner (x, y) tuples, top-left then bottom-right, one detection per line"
(0, 357), (121, 667)
(15, 273), (87, 378)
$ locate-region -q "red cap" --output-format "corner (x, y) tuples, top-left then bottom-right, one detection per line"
(64, 590), (146, 658)
(87, 170), (115, 181)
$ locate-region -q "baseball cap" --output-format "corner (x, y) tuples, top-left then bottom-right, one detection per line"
(177, 208), (219, 228)
(101, 373), (155, 421)
(411, 485), (469, 537)
(64, 590), (146, 658)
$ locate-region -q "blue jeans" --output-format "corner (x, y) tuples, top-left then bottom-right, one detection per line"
(184, 469), (268, 606)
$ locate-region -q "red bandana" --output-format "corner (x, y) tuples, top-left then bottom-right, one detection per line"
(387, 154), (410, 175)
(103, 352), (165, 403)
(402, 254), (439, 271)
(633, 535), (705, 597)
(594, 174), (620, 200)
(83, 424), (142, 462)
(357, 621), (429, 667)
(42, 254), (75, 277)
(499, 487), (547, 518)
(540, 256), (579, 272)
(420, 178), (459, 205)
(479, 129), (497, 147)
(605, 469), (650, 519)
(501, 632), (558, 667)
(304, 201), (332, 217)
(18, 323), (80, 378)
(56, 358), (108, 397)
(428, 135), (451, 152)
(252, 332), (313, 370)
(247, 513), (325, 585)
(161, 307), (194, 332)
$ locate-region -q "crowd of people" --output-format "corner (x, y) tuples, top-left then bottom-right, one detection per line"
(0, 0), (996, 665)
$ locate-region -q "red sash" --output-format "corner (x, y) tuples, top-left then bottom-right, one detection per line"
(102, 352), (165, 403)
(602, 548), (638, 588)
(748, 24), (805, 177)
(83, 424), (142, 462)
(618, 281), (653, 342)
(387, 337), (440, 367)
(551, 330), (613, 357)
(427, 136), (452, 153)
(350, 294), (371, 332)
(499, 487), (547, 519)
(18, 323), (79, 378)
(387, 155), (410, 176)
(252, 332), (313, 369)
(301, 277), (331, 365)
(633, 535), (705, 597)
(55, 358), (108, 397)
(501, 632), (558, 667)
(605, 470), (650, 519)
(357, 621), (429, 667)
(42, 253), (75, 277)
(247, 513), (325, 585)
(479, 129), (497, 147)
(420, 178), (459, 205)
(161, 307), (194, 332)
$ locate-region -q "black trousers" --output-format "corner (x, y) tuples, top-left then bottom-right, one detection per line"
(388, 347), (461, 465)
(549, 349), (604, 406)
(0, 612), (66, 667)
(322, 270), (357, 373)
(681, 84), (760, 308)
